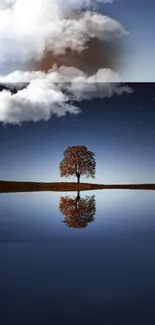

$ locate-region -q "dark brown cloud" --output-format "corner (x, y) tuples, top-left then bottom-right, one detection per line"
(30, 12), (127, 76)
(31, 39), (125, 75)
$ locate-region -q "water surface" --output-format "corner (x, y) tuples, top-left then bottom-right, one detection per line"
(0, 190), (155, 324)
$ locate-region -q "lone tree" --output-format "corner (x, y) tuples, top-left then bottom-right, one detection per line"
(60, 145), (96, 183)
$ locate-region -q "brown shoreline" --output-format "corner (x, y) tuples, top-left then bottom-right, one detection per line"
(0, 181), (155, 193)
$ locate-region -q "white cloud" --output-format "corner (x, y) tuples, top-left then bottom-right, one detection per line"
(0, 68), (133, 124)
(0, 0), (128, 65)
(0, 79), (80, 124)
(0, 0), (131, 125)
(66, 69), (133, 100)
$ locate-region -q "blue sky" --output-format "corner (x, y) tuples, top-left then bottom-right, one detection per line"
(0, 83), (155, 184)
(99, 0), (155, 81)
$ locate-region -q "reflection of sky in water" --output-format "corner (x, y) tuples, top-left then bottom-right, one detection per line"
(0, 190), (155, 323)
(0, 190), (155, 241)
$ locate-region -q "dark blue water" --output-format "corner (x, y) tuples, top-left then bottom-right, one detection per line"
(0, 190), (155, 324)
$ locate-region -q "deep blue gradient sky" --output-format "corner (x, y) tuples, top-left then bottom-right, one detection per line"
(0, 83), (155, 184)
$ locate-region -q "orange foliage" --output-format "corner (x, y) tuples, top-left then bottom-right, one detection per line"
(60, 145), (96, 181)
(59, 193), (96, 228)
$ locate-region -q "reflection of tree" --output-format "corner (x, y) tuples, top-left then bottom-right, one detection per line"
(59, 191), (96, 228)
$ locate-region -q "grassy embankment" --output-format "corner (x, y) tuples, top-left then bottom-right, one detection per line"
(0, 181), (155, 193)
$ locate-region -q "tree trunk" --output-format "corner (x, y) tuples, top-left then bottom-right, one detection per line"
(75, 191), (80, 208)
(76, 191), (80, 200)
(76, 172), (80, 183)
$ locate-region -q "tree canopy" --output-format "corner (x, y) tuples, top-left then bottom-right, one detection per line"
(60, 145), (96, 183)
(59, 193), (96, 228)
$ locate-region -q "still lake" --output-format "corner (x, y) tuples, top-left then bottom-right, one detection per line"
(0, 189), (155, 324)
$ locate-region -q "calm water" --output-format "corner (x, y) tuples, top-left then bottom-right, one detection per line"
(0, 190), (155, 324)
